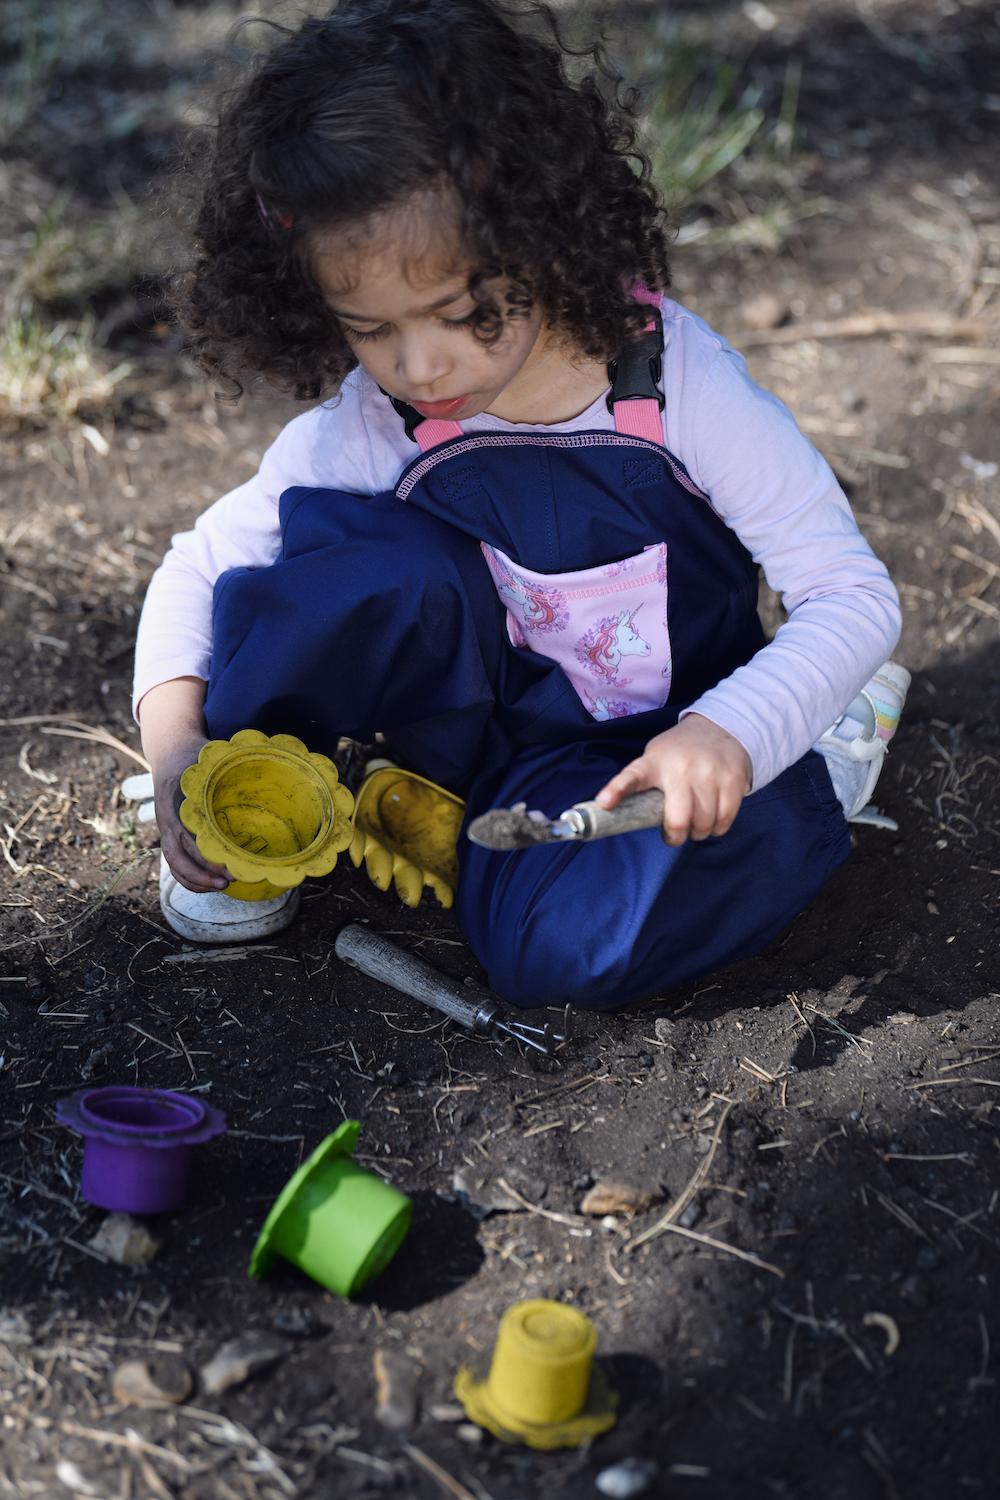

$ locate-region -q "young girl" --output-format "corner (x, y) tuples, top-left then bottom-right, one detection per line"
(134, 0), (907, 1009)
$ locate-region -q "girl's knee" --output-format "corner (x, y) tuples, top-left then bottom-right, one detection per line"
(473, 908), (638, 1012)
(459, 841), (678, 1012)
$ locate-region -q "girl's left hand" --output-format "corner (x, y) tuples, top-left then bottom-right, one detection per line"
(594, 713), (752, 846)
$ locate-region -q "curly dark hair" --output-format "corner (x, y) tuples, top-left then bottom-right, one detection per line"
(176, 0), (672, 401)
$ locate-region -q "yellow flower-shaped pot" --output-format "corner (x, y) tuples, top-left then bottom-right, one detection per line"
(455, 1300), (617, 1450)
(179, 731), (355, 901)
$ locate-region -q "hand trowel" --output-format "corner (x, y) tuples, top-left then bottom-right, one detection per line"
(467, 788), (666, 850)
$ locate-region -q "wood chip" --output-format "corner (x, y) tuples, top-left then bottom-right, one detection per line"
(373, 1349), (421, 1430)
(200, 1335), (290, 1395)
(863, 1312), (901, 1357)
(580, 1179), (660, 1217)
(87, 1214), (160, 1267)
(112, 1356), (193, 1407)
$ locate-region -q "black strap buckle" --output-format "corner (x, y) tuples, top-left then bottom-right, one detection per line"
(606, 306), (665, 413)
(384, 391), (424, 441)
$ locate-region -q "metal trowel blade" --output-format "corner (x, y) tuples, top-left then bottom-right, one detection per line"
(466, 801), (568, 850)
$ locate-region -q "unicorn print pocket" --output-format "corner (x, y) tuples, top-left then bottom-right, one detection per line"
(482, 542), (671, 721)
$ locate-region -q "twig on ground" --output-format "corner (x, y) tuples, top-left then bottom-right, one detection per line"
(803, 1003), (872, 1054)
(403, 1443), (482, 1500)
(786, 992), (816, 1056)
(907, 1077), (1000, 1091)
(884, 1151), (974, 1164)
(0, 716), (149, 769)
(0, 851), (157, 954)
(862, 1427), (903, 1500)
(161, 946), (282, 964)
(629, 1102), (733, 1251)
(737, 309), (993, 347)
(12, 1411), (190, 1471)
(494, 1178), (585, 1227)
(871, 1189), (930, 1242)
(649, 1222), (784, 1279)
(740, 1058), (792, 1085)
(938, 1048), (1000, 1073)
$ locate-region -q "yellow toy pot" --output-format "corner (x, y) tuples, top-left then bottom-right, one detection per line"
(455, 1299), (617, 1449)
(179, 730), (355, 901)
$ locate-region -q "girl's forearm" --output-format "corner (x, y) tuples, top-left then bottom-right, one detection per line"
(137, 677), (208, 770)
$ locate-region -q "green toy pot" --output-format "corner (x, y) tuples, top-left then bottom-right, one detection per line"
(248, 1122), (411, 1297)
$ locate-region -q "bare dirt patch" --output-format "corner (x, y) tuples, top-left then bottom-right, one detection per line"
(2, 3), (998, 1497)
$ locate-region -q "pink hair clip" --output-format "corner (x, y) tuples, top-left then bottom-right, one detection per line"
(255, 191), (294, 232)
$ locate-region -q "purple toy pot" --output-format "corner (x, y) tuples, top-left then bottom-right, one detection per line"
(56, 1086), (226, 1214)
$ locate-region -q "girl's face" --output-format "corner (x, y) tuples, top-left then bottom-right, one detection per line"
(310, 213), (546, 422)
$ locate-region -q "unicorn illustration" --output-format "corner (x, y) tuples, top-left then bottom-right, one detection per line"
(586, 694), (633, 721)
(575, 607), (651, 681)
(484, 548), (568, 634)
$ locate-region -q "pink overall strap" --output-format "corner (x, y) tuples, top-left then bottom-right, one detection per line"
(414, 418), (463, 452)
(613, 398), (663, 444)
(415, 403), (662, 447)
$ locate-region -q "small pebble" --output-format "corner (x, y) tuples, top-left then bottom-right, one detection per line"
(56, 1460), (100, 1496)
(915, 1245), (942, 1273)
(80, 1041), (115, 1080)
(596, 1456), (659, 1498)
(200, 1335), (290, 1395)
(88, 1213), (160, 1267)
(677, 1201), (702, 1229)
(373, 1349), (421, 1431)
(429, 1403), (465, 1423)
(0, 1311), (32, 1346)
(457, 1423), (484, 1444)
(112, 1356), (192, 1407)
(272, 1305), (321, 1338)
(899, 1273), (929, 1310)
(581, 1179), (659, 1217)
(743, 1), (778, 33)
(653, 1018), (674, 1041)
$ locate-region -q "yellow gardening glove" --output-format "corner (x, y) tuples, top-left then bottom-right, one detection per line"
(349, 762), (464, 909)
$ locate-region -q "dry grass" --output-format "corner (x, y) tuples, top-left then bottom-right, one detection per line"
(635, 26), (816, 249)
(0, 318), (132, 430)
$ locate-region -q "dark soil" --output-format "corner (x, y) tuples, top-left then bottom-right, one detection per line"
(2, 3), (998, 1498)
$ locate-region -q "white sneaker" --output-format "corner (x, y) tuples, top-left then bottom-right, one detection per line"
(158, 856), (301, 944)
(816, 660), (911, 821)
(121, 774), (301, 943)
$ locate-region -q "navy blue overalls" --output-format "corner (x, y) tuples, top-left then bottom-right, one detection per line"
(205, 305), (849, 1010)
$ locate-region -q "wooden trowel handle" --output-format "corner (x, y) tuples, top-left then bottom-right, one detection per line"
(566, 787), (665, 839)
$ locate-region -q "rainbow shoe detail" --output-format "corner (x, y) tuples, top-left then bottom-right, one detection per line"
(817, 659), (911, 822)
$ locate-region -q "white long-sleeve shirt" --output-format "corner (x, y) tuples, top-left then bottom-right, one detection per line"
(134, 297), (901, 791)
